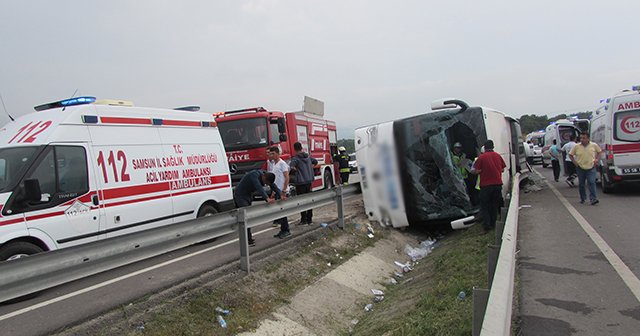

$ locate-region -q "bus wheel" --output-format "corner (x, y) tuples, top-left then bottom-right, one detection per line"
(324, 170), (334, 189)
(197, 204), (218, 218)
(0, 241), (44, 261)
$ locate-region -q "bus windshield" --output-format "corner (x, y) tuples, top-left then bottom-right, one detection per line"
(614, 109), (640, 142)
(217, 118), (268, 151)
(0, 146), (40, 192)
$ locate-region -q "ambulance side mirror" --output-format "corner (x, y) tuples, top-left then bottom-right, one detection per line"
(23, 179), (42, 203)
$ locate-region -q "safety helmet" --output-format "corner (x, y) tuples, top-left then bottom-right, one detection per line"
(453, 142), (463, 148)
(338, 146), (346, 151)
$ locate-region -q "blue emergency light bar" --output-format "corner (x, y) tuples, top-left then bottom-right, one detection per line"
(34, 96), (96, 112)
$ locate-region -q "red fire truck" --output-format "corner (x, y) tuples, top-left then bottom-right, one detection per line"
(215, 98), (338, 191)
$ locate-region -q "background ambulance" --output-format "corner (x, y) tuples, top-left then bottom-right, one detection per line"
(0, 97), (233, 261)
(591, 86), (640, 192)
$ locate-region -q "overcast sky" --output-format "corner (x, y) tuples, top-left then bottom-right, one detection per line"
(1, 0), (638, 137)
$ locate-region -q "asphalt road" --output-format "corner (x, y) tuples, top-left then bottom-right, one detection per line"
(0, 193), (363, 336)
(518, 166), (640, 335)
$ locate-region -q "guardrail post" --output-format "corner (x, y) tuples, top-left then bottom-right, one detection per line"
(472, 287), (490, 336)
(238, 209), (250, 273)
(487, 244), (499, 287)
(336, 185), (344, 229)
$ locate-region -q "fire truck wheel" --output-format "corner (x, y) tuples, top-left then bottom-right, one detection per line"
(197, 204), (218, 218)
(324, 170), (334, 189)
(0, 241), (44, 261)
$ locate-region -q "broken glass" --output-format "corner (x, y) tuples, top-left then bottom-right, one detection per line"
(394, 107), (487, 223)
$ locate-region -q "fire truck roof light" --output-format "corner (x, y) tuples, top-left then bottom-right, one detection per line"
(35, 96), (97, 111)
(224, 107), (267, 114)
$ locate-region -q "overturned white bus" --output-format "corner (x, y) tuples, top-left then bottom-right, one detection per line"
(354, 99), (525, 229)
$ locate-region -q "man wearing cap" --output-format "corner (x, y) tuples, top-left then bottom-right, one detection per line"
(472, 140), (506, 233)
(334, 146), (351, 185)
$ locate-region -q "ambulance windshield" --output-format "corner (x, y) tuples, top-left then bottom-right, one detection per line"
(614, 109), (640, 142)
(0, 147), (39, 192)
(218, 118), (269, 151)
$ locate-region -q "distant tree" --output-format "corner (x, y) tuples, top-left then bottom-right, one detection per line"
(518, 114), (549, 135)
(336, 139), (355, 153)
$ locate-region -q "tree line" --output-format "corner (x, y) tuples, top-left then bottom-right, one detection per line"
(518, 111), (592, 135)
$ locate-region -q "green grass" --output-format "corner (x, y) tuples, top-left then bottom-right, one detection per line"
(350, 225), (493, 336)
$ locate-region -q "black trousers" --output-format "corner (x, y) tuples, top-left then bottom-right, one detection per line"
(340, 172), (350, 184)
(551, 160), (560, 181)
(479, 185), (502, 230)
(565, 161), (576, 179)
(295, 183), (313, 223)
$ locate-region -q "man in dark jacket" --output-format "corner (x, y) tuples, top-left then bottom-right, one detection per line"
(234, 170), (279, 246)
(289, 142), (318, 224)
(334, 146), (350, 185)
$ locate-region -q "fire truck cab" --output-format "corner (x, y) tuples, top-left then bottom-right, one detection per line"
(215, 97), (338, 191)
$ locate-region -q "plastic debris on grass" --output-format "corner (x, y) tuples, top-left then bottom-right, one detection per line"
(404, 238), (437, 261)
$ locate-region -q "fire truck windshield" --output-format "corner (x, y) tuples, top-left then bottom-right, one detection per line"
(218, 118), (269, 151)
(0, 146), (40, 192)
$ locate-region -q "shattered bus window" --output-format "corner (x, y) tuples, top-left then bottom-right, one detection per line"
(394, 107), (486, 223)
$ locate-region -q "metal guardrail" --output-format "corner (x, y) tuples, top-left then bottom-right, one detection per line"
(473, 173), (521, 336)
(0, 184), (359, 303)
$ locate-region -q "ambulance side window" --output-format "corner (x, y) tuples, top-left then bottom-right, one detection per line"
(17, 146), (88, 211)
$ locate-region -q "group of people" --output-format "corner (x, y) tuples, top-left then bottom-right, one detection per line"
(232, 142), (318, 246)
(552, 132), (603, 205)
(455, 132), (603, 234)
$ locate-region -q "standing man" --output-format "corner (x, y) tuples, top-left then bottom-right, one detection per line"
(472, 140), (506, 233)
(289, 142), (318, 225)
(334, 146), (351, 185)
(268, 146), (291, 238)
(550, 140), (561, 182)
(234, 170), (279, 246)
(562, 134), (578, 187)
(569, 132), (602, 205)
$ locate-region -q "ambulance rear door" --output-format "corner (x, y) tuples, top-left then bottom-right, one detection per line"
(611, 97), (640, 173)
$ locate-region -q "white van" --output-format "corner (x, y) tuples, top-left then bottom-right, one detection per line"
(0, 97), (234, 261)
(542, 120), (580, 164)
(524, 131), (545, 166)
(591, 86), (640, 192)
(354, 99), (525, 228)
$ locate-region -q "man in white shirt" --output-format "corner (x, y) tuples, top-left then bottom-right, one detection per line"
(562, 135), (578, 187)
(268, 146), (290, 238)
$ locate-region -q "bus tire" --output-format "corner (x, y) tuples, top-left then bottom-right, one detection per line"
(0, 241), (44, 261)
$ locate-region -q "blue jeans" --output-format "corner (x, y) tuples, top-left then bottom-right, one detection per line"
(576, 167), (597, 202)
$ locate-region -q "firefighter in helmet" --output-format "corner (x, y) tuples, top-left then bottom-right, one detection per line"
(334, 146), (351, 185)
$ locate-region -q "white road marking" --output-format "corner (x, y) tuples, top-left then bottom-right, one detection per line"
(0, 227), (277, 321)
(538, 170), (640, 303)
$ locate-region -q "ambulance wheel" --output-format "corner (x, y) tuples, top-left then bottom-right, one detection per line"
(0, 241), (44, 261)
(324, 170), (334, 189)
(197, 204), (218, 218)
(600, 173), (614, 194)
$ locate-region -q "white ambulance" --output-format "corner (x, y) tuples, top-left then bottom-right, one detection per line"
(0, 97), (234, 261)
(355, 99), (525, 229)
(591, 86), (640, 192)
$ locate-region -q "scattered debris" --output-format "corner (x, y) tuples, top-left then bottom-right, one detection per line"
(367, 233), (375, 239)
(216, 315), (228, 329)
(519, 204), (532, 209)
(135, 324), (145, 331)
(327, 262), (332, 267)
(457, 291), (466, 300)
(320, 223), (329, 228)
(404, 238), (437, 261)
(393, 271), (404, 278)
(371, 289), (384, 296)
(373, 295), (385, 303)
(364, 303), (374, 312)
(394, 261), (413, 273)
(366, 223), (375, 235)
(389, 277), (398, 285)
(351, 319), (359, 325)
(215, 306), (231, 315)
